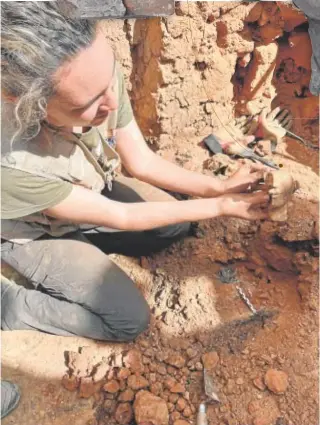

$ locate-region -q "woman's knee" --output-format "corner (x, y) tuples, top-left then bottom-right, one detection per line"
(105, 299), (150, 342)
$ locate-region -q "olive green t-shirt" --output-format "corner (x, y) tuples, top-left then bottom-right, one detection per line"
(1, 66), (133, 220)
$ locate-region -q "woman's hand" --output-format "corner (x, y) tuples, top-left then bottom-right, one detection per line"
(218, 191), (270, 220)
(223, 163), (266, 194)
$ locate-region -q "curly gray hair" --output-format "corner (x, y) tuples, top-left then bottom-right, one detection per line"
(1, 1), (98, 142)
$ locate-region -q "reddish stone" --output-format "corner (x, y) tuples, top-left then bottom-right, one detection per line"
(149, 373), (157, 383)
(171, 412), (181, 421)
(165, 353), (186, 369)
(119, 380), (126, 391)
(157, 364), (167, 375)
(186, 348), (198, 359)
(150, 382), (163, 396)
(253, 376), (266, 391)
(118, 388), (135, 402)
(201, 352), (219, 370)
(264, 369), (289, 394)
(128, 374), (149, 390)
(183, 406), (192, 417)
(123, 349), (144, 373)
(169, 393), (179, 403)
(103, 380), (120, 393)
(118, 368), (131, 380)
(164, 377), (176, 390)
(167, 402), (175, 413)
(176, 398), (187, 412)
(170, 383), (185, 393)
(134, 390), (169, 425)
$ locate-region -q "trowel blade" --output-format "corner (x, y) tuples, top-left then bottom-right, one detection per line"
(204, 368), (220, 403)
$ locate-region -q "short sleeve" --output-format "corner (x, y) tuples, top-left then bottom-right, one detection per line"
(1, 167), (73, 219)
(116, 67), (134, 129)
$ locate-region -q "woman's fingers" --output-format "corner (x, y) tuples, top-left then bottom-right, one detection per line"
(247, 191), (270, 205)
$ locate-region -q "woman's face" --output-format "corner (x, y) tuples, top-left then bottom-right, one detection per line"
(46, 30), (118, 129)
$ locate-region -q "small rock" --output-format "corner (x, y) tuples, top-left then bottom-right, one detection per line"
(165, 353), (186, 369)
(171, 411), (181, 421)
(128, 374), (149, 390)
(62, 374), (79, 392)
(170, 383), (185, 393)
(139, 339), (150, 349)
(167, 402), (175, 413)
(119, 380), (126, 391)
(150, 382), (163, 396)
(176, 398), (187, 412)
(236, 377), (244, 385)
(167, 366), (177, 376)
(183, 406), (192, 417)
(79, 377), (96, 398)
(173, 420), (190, 425)
(202, 352), (219, 370)
(181, 367), (190, 376)
(149, 373), (157, 383)
(264, 369), (289, 394)
(195, 362), (203, 371)
(186, 348), (198, 359)
(142, 356), (150, 365)
(115, 403), (133, 425)
(164, 377), (177, 390)
(157, 365), (167, 375)
(134, 390), (169, 425)
(123, 349), (144, 373)
(118, 368), (131, 380)
(103, 380), (120, 394)
(248, 401), (259, 414)
(169, 393), (179, 403)
(119, 388), (135, 402)
(149, 362), (157, 372)
(253, 377), (266, 391)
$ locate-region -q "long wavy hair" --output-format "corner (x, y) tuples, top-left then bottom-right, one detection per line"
(1, 1), (98, 142)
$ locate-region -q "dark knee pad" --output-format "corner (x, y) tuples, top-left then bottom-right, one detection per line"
(116, 302), (150, 342)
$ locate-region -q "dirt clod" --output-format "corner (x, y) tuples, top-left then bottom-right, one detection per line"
(134, 390), (169, 425)
(123, 349), (144, 373)
(165, 352), (186, 369)
(253, 376), (266, 391)
(264, 369), (289, 394)
(202, 352), (219, 370)
(128, 374), (149, 390)
(170, 383), (186, 393)
(103, 380), (120, 394)
(118, 388), (135, 402)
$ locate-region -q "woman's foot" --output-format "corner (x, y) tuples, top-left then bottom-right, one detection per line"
(1, 381), (21, 419)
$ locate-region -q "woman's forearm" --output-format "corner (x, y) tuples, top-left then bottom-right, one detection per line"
(44, 184), (224, 231)
(134, 153), (226, 198)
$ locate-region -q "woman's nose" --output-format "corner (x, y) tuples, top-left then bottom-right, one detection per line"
(100, 88), (118, 112)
